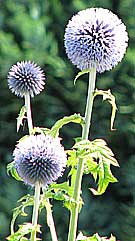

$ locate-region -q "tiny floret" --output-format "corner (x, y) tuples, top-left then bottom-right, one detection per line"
(13, 134), (67, 187)
(8, 61), (45, 97)
(64, 8), (128, 73)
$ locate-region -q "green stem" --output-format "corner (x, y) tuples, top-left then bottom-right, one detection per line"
(31, 182), (41, 241)
(46, 199), (58, 241)
(24, 92), (40, 240)
(24, 92), (33, 133)
(67, 67), (96, 241)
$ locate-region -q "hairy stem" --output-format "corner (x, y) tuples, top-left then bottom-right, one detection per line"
(46, 199), (58, 241)
(31, 182), (41, 241)
(24, 92), (33, 133)
(67, 67), (96, 241)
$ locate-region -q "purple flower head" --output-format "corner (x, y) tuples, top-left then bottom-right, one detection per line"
(13, 134), (67, 187)
(64, 8), (128, 73)
(8, 61), (45, 97)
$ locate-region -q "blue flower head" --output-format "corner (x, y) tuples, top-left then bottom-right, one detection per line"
(13, 134), (67, 187)
(8, 61), (45, 97)
(64, 8), (128, 73)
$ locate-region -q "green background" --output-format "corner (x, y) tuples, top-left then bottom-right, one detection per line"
(0, 0), (135, 240)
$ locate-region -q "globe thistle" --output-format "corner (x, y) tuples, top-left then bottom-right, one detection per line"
(64, 8), (128, 73)
(13, 134), (67, 187)
(8, 61), (45, 97)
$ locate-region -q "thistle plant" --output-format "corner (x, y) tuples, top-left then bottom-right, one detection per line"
(8, 61), (45, 98)
(6, 7), (128, 241)
(64, 8), (128, 241)
(13, 134), (67, 187)
(64, 8), (128, 72)
(8, 61), (45, 132)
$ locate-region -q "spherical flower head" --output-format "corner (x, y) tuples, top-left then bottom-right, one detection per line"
(13, 134), (67, 187)
(8, 61), (45, 97)
(64, 8), (128, 73)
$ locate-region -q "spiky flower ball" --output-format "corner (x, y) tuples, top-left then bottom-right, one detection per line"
(8, 61), (45, 97)
(13, 134), (67, 187)
(64, 8), (128, 73)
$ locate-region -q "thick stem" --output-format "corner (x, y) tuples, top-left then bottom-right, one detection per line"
(46, 199), (58, 241)
(24, 92), (33, 133)
(67, 67), (96, 241)
(82, 68), (96, 139)
(31, 182), (41, 241)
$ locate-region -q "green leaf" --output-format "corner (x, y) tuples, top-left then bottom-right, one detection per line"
(17, 106), (26, 132)
(7, 162), (22, 181)
(67, 149), (82, 187)
(42, 181), (83, 211)
(76, 232), (116, 241)
(7, 222), (41, 241)
(31, 126), (50, 135)
(50, 182), (74, 196)
(44, 182), (75, 210)
(50, 113), (84, 137)
(70, 138), (119, 195)
(90, 156), (118, 195)
(74, 69), (90, 85)
(93, 89), (117, 130)
(10, 195), (34, 234)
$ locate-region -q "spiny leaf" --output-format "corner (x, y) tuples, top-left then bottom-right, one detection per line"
(42, 181), (83, 211)
(67, 149), (80, 188)
(70, 138), (119, 195)
(50, 113), (84, 137)
(17, 106), (26, 132)
(44, 182), (74, 207)
(74, 69), (90, 85)
(10, 195), (34, 234)
(7, 161), (22, 181)
(93, 89), (117, 130)
(7, 222), (41, 241)
(76, 232), (116, 241)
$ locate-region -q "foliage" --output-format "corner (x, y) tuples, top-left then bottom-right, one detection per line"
(68, 138), (119, 195)
(6, 106), (119, 240)
(76, 232), (116, 241)
(7, 222), (41, 241)
(0, 0), (135, 241)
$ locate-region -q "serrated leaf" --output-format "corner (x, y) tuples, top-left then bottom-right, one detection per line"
(67, 149), (78, 168)
(42, 180), (83, 211)
(17, 106), (26, 132)
(7, 222), (41, 241)
(50, 182), (73, 196)
(50, 113), (84, 137)
(10, 195), (34, 234)
(92, 139), (119, 167)
(67, 149), (81, 189)
(93, 89), (117, 130)
(76, 232), (116, 241)
(74, 69), (90, 85)
(44, 181), (74, 206)
(90, 154), (118, 195)
(84, 159), (98, 174)
(69, 138), (119, 195)
(7, 162), (22, 181)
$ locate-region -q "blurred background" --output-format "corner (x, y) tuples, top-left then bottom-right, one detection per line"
(0, 0), (135, 240)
